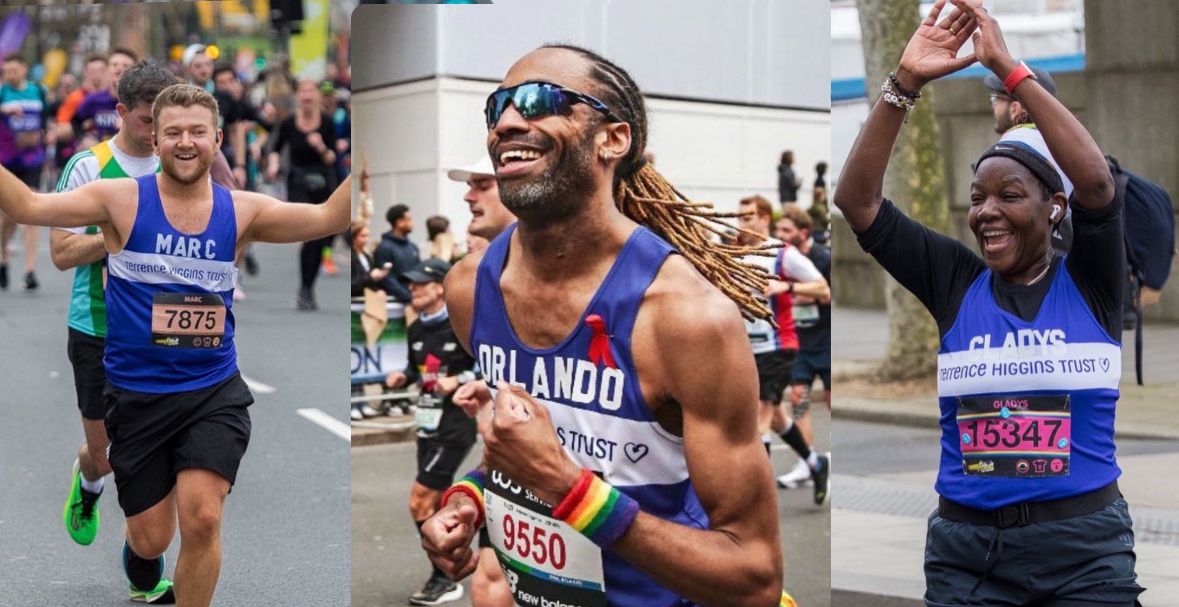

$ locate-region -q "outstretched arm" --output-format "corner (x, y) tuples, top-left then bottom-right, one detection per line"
(834, 0), (977, 232)
(0, 165), (115, 229)
(240, 174), (351, 245)
(955, 0), (1113, 210)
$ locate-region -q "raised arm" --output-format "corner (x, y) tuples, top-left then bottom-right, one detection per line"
(834, 0), (977, 233)
(240, 174), (351, 245)
(0, 165), (116, 229)
(955, 0), (1113, 209)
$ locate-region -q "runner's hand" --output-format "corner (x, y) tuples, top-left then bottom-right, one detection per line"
(453, 381), (491, 417)
(895, 0), (978, 92)
(479, 382), (581, 505)
(434, 375), (460, 395)
(421, 498), (481, 581)
(951, 0), (1018, 78)
(385, 371), (407, 389)
(307, 132), (326, 153)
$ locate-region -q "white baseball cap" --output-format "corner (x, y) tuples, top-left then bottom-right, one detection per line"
(998, 125), (1074, 200)
(447, 156), (495, 182)
(182, 44), (207, 67)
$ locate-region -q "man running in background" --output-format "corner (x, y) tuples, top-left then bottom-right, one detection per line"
(0, 53), (48, 291)
(385, 258), (479, 606)
(55, 63), (176, 587)
(445, 156), (516, 607)
(75, 47), (137, 145)
(736, 195), (831, 506)
(774, 206), (833, 491)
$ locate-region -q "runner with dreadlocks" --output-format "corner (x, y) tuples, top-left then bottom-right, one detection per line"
(419, 45), (792, 607)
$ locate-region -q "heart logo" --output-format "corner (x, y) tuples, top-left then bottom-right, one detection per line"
(624, 442), (649, 464)
(1100, 358), (1110, 373)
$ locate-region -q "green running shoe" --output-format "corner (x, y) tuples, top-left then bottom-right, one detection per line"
(124, 542), (175, 603)
(129, 578), (175, 604)
(63, 458), (101, 545)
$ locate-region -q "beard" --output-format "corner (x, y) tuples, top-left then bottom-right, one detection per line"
(498, 128), (598, 225)
(161, 152), (211, 186)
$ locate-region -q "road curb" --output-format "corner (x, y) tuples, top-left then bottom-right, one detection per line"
(351, 416), (417, 446)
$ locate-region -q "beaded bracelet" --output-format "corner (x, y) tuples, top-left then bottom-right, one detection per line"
(880, 78), (917, 113)
(440, 469), (487, 529)
(887, 72), (922, 100)
(551, 469), (640, 548)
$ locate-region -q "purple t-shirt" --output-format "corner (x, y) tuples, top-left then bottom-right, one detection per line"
(76, 89), (119, 141)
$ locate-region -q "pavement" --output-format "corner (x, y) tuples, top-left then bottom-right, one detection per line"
(832, 306), (1179, 607)
(0, 237), (352, 606)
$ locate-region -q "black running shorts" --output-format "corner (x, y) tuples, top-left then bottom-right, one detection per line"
(66, 328), (107, 421)
(105, 372), (253, 517)
(415, 438), (475, 492)
(754, 349), (797, 404)
(924, 498), (1145, 606)
(791, 346), (831, 390)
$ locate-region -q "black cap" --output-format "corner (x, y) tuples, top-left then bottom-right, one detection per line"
(983, 65), (1057, 97)
(403, 258), (451, 284)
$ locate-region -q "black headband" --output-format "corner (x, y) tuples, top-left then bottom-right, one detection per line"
(974, 142), (1064, 196)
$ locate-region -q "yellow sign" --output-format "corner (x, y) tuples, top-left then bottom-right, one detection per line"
(289, 0), (329, 81)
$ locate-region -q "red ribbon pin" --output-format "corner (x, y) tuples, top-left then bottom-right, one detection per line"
(584, 314), (616, 369)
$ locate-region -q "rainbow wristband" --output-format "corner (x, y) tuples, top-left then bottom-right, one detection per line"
(440, 470), (487, 529)
(551, 469), (640, 548)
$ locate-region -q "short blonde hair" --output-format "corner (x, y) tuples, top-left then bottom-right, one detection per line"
(152, 83), (219, 133)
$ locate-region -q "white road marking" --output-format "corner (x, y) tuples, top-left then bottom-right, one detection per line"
(297, 408), (351, 441)
(240, 373), (276, 394)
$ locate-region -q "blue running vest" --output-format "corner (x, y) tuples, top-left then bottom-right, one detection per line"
(473, 225), (706, 607)
(936, 260), (1121, 509)
(105, 175), (239, 393)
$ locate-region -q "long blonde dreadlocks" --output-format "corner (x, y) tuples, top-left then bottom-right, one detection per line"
(544, 43), (779, 323)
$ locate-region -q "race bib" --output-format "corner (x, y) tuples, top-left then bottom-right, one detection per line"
(957, 395), (1070, 477)
(415, 394), (443, 432)
(793, 303), (820, 328)
(150, 292), (226, 348)
(485, 469), (607, 607)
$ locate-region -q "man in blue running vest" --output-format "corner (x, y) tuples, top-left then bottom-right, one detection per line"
(0, 83), (350, 607)
(420, 45), (786, 607)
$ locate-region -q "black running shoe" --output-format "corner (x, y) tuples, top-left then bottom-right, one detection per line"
(812, 453), (830, 506)
(24, 271), (37, 291)
(408, 575), (464, 605)
(0, 263), (8, 290)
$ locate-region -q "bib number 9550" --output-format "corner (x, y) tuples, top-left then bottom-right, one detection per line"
(502, 513), (567, 570)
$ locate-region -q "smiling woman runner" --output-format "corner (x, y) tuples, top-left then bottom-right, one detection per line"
(834, 1), (1145, 605)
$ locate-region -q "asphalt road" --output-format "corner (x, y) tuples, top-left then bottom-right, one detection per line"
(352, 404), (832, 607)
(0, 236), (352, 606)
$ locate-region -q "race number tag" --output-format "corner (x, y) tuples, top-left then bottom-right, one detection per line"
(485, 469), (607, 607)
(150, 292), (226, 348)
(957, 395), (1071, 477)
(794, 303), (820, 328)
(414, 394), (443, 432)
